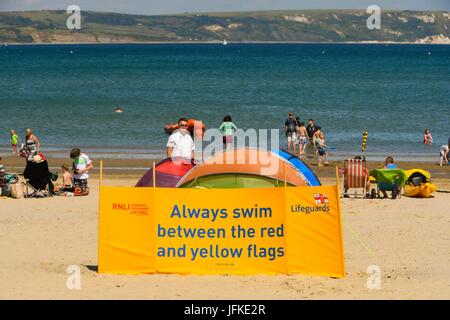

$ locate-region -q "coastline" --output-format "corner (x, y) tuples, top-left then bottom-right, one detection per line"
(4, 41), (450, 45)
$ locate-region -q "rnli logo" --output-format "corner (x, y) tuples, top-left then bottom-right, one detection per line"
(290, 193), (331, 214)
(313, 193), (328, 204)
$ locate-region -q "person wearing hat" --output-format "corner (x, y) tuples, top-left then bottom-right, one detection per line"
(70, 148), (93, 195)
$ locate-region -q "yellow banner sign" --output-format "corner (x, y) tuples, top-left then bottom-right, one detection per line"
(99, 186), (345, 277)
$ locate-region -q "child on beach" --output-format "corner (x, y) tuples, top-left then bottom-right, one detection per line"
(9, 130), (19, 154)
(219, 115), (237, 150)
(56, 164), (75, 195)
(316, 132), (329, 166)
(297, 122), (308, 155)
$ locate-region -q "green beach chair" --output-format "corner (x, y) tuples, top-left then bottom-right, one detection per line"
(369, 169), (407, 199)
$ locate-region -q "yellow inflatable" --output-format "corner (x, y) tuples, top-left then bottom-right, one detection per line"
(404, 169), (437, 198)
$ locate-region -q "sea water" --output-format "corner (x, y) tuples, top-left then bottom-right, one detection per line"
(0, 43), (449, 161)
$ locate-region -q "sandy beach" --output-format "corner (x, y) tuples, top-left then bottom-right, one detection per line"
(0, 157), (449, 299)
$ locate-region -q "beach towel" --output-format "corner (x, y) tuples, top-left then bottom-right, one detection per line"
(369, 169), (407, 191)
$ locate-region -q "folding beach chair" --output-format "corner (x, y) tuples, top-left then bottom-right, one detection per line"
(369, 169), (407, 199)
(23, 158), (53, 199)
(23, 180), (51, 198)
(341, 158), (368, 198)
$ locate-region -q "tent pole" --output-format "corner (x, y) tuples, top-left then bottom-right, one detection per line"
(153, 161), (156, 188)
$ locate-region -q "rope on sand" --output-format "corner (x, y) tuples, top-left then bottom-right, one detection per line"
(345, 221), (376, 257)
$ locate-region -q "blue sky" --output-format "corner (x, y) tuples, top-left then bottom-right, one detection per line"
(1, 0), (449, 15)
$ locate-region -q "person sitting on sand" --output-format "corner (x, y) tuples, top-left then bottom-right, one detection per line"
(424, 129), (433, 144)
(317, 132), (329, 167)
(9, 130), (19, 155)
(70, 148), (93, 196)
(440, 144), (449, 166)
(384, 156), (398, 169)
(167, 118), (195, 161)
(55, 164), (75, 195)
(219, 114), (237, 150)
(379, 156), (402, 199)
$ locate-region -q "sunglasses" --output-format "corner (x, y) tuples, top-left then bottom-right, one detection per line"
(180, 124), (188, 127)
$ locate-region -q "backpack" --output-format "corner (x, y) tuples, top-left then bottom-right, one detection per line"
(286, 119), (296, 133)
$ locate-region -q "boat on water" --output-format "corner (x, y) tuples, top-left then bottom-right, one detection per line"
(223, 39), (228, 46)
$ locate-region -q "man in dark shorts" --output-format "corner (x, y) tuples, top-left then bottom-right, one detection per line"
(306, 119), (319, 145)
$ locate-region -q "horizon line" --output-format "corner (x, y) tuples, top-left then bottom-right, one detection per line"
(1, 8), (449, 17)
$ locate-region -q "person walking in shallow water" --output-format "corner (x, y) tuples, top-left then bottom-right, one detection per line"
(285, 112), (298, 153)
(424, 129), (433, 144)
(297, 122), (308, 155)
(9, 130), (19, 154)
(219, 115), (237, 150)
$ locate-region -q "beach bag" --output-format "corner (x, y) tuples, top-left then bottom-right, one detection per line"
(9, 183), (22, 199)
(407, 172), (428, 187)
(4, 174), (19, 184)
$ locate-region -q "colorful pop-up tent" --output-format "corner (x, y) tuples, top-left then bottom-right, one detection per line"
(273, 149), (321, 186)
(176, 148), (321, 189)
(135, 158), (195, 188)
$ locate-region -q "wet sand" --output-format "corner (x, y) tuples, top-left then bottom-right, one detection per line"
(2, 155), (449, 178)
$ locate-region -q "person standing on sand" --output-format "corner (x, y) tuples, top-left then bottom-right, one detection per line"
(439, 144), (449, 166)
(285, 112), (298, 153)
(22, 128), (40, 161)
(424, 129), (433, 144)
(70, 148), (93, 195)
(219, 115), (237, 150)
(167, 118), (195, 161)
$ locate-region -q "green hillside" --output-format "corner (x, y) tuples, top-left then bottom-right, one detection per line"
(0, 10), (449, 43)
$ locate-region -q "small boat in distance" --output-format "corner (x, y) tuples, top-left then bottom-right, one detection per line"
(115, 106), (123, 113)
(223, 39), (228, 46)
